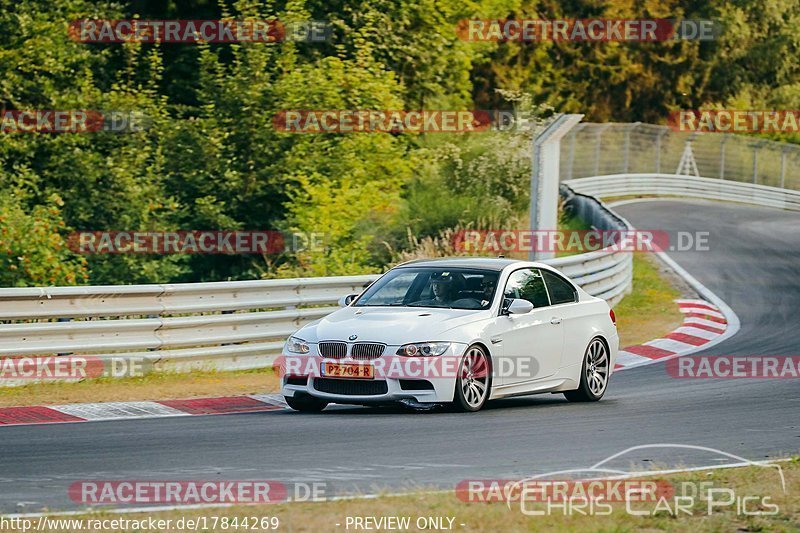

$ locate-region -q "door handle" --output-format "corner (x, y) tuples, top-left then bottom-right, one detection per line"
(550, 317), (562, 325)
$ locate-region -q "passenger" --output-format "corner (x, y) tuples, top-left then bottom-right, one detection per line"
(480, 275), (498, 307)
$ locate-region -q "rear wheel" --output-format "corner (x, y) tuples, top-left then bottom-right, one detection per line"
(452, 345), (491, 412)
(564, 337), (609, 402)
(285, 394), (328, 412)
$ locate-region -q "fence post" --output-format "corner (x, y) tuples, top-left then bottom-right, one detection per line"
(622, 122), (640, 174)
(780, 149), (787, 189)
(751, 143), (763, 184)
(567, 123), (587, 180)
(655, 128), (667, 174)
(719, 135), (727, 180)
(593, 124), (611, 177)
(623, 125), (630, 173)
(530, 113), (583, 261)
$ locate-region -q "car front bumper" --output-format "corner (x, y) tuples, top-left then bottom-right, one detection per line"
(279, 343), (467, 405)
(282, 375), (456, 404)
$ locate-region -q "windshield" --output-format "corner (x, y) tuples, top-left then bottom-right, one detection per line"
(354, 267), (499, 310)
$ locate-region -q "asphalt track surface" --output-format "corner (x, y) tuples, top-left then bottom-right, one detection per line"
(1, 200), (799, 513)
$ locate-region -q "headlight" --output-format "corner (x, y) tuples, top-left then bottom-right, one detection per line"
(396, 342), (451, 357)
(285, 336), (310, 354)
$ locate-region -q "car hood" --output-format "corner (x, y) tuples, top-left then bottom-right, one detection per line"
(297, 306), (490, 345)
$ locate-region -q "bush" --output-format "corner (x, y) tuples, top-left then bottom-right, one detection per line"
(0, 193), (87, 287)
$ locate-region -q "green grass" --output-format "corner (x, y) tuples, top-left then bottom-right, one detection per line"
(15, 457), (798, 532)
(555, 211), (592, 257)
(614, 253), (684, 347)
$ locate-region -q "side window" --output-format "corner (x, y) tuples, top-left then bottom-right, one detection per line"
(542, 270), (577, 304)
(503, 269), (550, 308)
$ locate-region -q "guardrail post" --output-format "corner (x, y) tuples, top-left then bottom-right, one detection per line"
(221, 310), (234, 346)
(592, 124), (611, 176)
(56, 317), (73, 356)
(530, 113), (584, 261)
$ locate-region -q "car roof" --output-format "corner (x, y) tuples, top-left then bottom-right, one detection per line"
(395, 257), (545, 272)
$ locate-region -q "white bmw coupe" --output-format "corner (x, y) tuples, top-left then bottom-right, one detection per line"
(280, 258), (618, 412)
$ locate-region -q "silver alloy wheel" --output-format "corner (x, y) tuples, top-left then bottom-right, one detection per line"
(585, 339), (609, 396)
(460, 346), (489, 409)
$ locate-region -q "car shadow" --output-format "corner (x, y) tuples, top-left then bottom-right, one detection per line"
(295, 394), (604, 416)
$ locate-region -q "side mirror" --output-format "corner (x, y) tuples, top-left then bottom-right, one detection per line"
(338, 293), (358, 307)
(506, 298), (534, 315)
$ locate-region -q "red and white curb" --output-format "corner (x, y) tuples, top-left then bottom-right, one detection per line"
(0, 394), (287, 427)
(615, 299), (730, 371)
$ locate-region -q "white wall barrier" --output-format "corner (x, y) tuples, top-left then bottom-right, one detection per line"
(565, 173), (800, 211)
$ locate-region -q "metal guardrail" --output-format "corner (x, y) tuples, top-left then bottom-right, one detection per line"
(0, 276), (377, 374)
(0, 210), (632, 378)
(565, 173), (800, 211)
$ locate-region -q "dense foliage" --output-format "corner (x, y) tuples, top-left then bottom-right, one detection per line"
(1, 0), (798, 286)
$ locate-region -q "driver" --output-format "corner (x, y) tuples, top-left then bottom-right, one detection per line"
(414, 272), (455, 307)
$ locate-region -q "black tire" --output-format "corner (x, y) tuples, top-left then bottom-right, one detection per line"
(564, 337), (610, 402)
(285, 394), (328, 412)
(452, 345), (492, 412)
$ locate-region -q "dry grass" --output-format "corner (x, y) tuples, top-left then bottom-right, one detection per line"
(7, 458), (797, 532)
(0, 368), (280, 408)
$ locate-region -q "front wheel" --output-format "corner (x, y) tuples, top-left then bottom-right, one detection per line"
(452, 345), (492, 412)
(285, 394), (328, 412)
(564, 337), (609, 402)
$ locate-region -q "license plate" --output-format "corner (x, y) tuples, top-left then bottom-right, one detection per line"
(321, 362), (374, 379)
